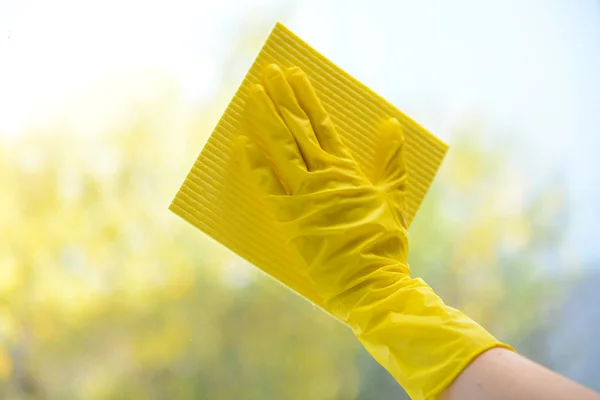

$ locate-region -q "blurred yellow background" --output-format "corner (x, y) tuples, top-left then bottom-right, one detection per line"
(1, 0), (600, 399)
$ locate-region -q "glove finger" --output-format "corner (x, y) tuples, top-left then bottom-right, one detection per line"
(372, 118), (408, 226)
(234, 135), (288, 196)
(371, 118), (407, 187)
(262, 64), (328, 171)
(284, 66), (351, 160)
(244, 83), (306, 193)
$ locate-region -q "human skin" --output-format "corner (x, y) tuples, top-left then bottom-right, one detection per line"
(441, 347), (600, 400)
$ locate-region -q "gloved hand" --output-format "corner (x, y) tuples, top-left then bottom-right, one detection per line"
(235, 63), (512, 399)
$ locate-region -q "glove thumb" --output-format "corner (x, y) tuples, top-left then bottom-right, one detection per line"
(233, 135), (288, 196)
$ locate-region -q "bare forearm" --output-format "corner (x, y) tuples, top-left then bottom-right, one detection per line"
(441, 347), (600, 400)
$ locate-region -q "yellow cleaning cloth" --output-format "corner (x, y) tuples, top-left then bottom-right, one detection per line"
(170, 22), (448, 308)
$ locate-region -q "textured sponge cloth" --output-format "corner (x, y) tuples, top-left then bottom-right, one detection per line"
(169, 22), (448, 309)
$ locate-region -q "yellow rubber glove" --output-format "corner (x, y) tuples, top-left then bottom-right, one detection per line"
(235, 64), (513, 400)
